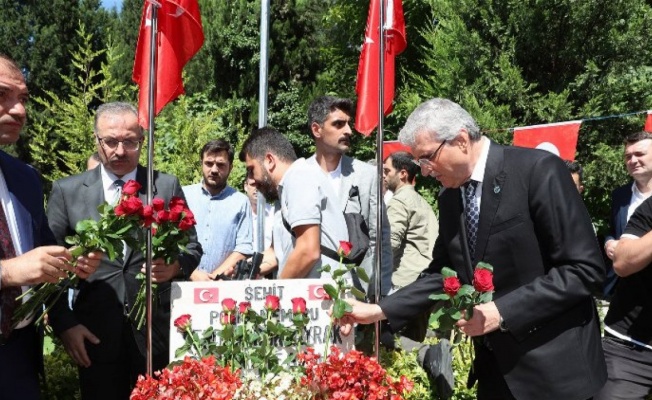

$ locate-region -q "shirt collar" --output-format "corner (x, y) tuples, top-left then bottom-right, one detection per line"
(100, 165), (138, 192)
(469, 136), (491, 184)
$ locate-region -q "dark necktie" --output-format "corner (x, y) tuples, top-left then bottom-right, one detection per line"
(113, 179), (125, 204)
(464, 180), (480, 259)
(0, 203), (20, 338)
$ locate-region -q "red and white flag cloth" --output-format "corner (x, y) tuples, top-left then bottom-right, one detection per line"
(645, 110), (652, 132)
(132, 0), (204, 128)
(513, 120), (582, 161)
(355, 0), (407, 136)
(382, 140), (411, 160)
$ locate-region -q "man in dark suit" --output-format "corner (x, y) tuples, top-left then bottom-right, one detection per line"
(603, 131), (652, 300)
(0, 53), (101, 399)
(47, 102), (201, 400)
(340, 98), (606, 400)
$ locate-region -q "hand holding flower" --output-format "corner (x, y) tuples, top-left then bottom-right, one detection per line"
(144, 258), (181, 283)
(455, 301), (502, 336)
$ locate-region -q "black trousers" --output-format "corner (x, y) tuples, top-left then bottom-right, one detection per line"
(78, 318), (168, 400)
(0, 326), (41, 400)
(594, 336), (652, 400)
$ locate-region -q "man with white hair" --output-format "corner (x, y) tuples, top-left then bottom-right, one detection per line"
(339, 98), (607, 400)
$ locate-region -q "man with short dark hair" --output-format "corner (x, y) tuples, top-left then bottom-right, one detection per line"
(603, 131), (652, 300)
(306, 95), (392, 299)
(339, 98), (606, 400)
(383, 151), (438, 288)
(239, 127), (347, 278)
(565, 160), (585, 194)
(183, 139), (253, 280)
(0, 53), (101, 399)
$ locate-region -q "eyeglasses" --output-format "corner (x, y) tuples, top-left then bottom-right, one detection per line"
(412, 140), (447, 170)
(96, 136), (143, 151)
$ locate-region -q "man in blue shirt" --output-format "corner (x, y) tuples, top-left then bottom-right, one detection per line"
(183, 139), (253, 280)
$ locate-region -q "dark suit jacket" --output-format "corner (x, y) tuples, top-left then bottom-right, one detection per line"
(0, 150), (56, 374)
(603, 183), (632, 298)
(380, 143), (606, 400)
(46, 165), (201, 364)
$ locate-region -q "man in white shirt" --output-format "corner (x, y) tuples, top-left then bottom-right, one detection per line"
(239, 127), (348, 278)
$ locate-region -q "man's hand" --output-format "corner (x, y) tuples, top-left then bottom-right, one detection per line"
(190, 269), (213, 281)
(71, 250), (103, 280)
(0, 246), (73, 286)
(144, 258), (181, 283)
(59, 324), (100, 368)
(456, 301), (501, 336)
(605, 239), (619, 260)
(334, 299), (386, 336)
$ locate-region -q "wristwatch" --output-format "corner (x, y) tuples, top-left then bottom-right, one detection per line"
(499, 316), (509, 332)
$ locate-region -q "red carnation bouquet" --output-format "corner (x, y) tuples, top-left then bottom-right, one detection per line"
(12, 183), (143, 326)
(126, 182), (197, 329)
(428, 262), (495, 332)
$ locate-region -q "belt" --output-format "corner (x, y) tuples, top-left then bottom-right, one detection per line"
(604, 331), (652, 351)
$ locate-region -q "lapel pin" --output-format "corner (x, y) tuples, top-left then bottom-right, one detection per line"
(494, 185), (501, 194)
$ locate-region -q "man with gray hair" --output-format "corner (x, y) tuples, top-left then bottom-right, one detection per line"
(338, 98), (607, 399)
(47, 102), (202, 399)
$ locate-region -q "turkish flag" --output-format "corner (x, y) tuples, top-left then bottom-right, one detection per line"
(382, 140), (411, 160)
(513, 121), (582, 161)
(132, 0), (204, 128)
(645, 110), (652, 132)
(354, 0), (407, 136)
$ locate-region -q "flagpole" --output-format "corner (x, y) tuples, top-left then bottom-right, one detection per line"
(145, 0), (160, 376)
(256, 0), (270, 252)
(374, 0), (385, 360)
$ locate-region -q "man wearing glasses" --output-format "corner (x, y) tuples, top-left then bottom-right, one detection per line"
(339, 98), (606, 400)
(46, 102), (202, 399)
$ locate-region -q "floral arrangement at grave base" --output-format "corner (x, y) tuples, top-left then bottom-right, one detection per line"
(12, 180), (144, 326)
(133, 302), (413, 399)
(128, 186), (197, 330)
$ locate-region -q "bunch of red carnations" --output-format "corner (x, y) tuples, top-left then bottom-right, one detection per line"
(298, 346), (414, 400)
(129, 355), (241, 400)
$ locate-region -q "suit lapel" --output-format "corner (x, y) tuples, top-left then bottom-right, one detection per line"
(84, 168), (105, 221)
(474, 143), (506, 264)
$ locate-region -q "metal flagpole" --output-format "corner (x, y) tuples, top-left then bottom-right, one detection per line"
(145, 0), (160, 376)
(374, 0), (386, 360)
(256, 0), (270, 252)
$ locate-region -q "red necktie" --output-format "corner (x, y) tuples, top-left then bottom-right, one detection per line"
(0, 203), (20, 338)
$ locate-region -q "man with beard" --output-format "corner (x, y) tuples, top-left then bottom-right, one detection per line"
(239, 127), (348, 278)
(383, 151), (438, 289)
(183, 139), (253, 280)
(306, 96), (393, 299)
(47, 102), (202, 399)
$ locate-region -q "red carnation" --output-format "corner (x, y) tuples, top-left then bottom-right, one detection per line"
(173, 314), (191, 333)
(238, 301), (251, 314)
(473, 268), (494, 293)
(140, 205), (155, 227)
(178, 210), (196, 231)
(169, 196), (186, 211)
(156, 210), (169, 224)
(443, 276), (462, 297)
(120, 196), (143, 216)
(152, 198), (165, 212)
(222, 298), (236, 313)
(264, 295), (280, 312)
(337, 240), (353, 258)
(220, 312), (236, 325)
(122, 180), (141, 196)
(291, 297), (307, 314)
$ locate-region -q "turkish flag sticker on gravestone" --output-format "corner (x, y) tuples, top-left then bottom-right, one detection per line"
(513, 120), (582, 161)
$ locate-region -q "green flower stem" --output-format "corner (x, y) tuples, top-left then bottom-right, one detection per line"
(185, 326), (203, 358)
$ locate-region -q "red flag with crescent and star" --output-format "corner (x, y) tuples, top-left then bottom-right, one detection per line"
(133, 0), (204, 128)
(513, 121), (582, 161)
